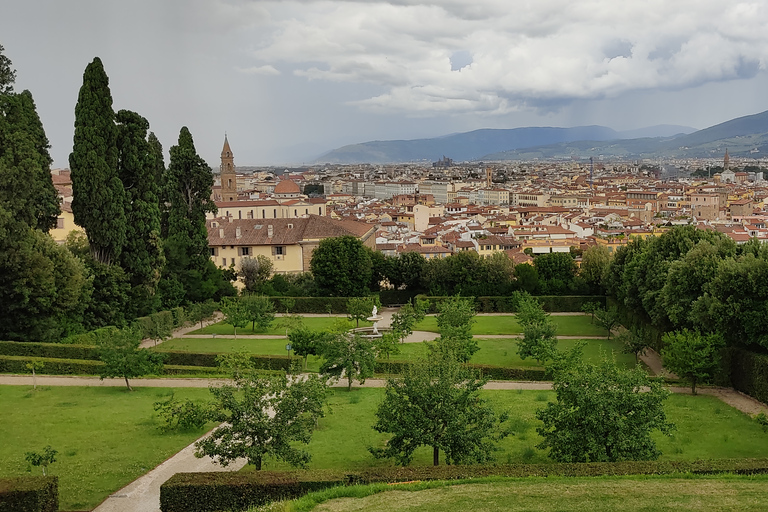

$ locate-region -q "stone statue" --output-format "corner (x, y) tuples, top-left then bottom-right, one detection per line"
(371, 305), (378, 317)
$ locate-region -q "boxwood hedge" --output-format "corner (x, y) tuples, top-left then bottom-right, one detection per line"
(0, 476), (58, 512)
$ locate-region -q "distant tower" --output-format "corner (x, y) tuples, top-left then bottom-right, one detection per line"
(486, 167), (493, 188)
(220, 134), (237, 202)
(724, 148), (730, 171)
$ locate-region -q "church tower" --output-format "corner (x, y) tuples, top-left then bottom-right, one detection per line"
(220, 135), (237, 202)
(724, 148), (730, 171)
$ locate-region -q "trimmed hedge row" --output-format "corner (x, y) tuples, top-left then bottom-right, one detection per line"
(157, 351), (301, 372)
(416, 295), (606, 314)
(160, 458), (768, 512)
(266, 297), (349, 314)
(0, 340), (101, 361)
(726, 347), (768, 405)
(374, 360), (548, 381)
(0, 476), (58, 512)
(0, 355), (222, 377)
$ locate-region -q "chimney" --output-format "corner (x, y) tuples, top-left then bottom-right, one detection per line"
(219, 228), (224, 238)
(228, 215), (234, 223)
(236, 226), (241, 239)
(268, 225), (274, 238)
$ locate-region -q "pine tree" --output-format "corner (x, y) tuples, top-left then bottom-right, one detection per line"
(116, 110), (164, 316)
(69, 57), (126, 265)
(161, 126), (220, 304)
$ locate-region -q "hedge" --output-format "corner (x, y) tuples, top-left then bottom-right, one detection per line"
(0, 476), (58, 512)
(378, 290), (420, 306)
(59, 326), (120, 346)
(0, 341), (101, 361)
(0, 355), (223, 377)
(160, 458), (768, 512)
(374, 360), (548, 381)
(726, 347), (768, 405)
(157, 351), (301, 371)
(415, 295), (606, 314)
(265, 297), (349, 314)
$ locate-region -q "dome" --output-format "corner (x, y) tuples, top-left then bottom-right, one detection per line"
(274, 179), (301, 195)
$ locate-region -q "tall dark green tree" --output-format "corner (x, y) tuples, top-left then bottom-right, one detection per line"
(69, 57), (126, 265)
(116, 110), (164, 316)
(310, 235), (372, 297)
(161, 126), (222, 305)
(0, 43), (15, 94)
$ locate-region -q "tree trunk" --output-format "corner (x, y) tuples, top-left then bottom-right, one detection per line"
(433, 446), (439, 466)
(691, 377), (697, 395)
(255, 456), (262, 471)
(348, 374), (353, 391)
(124, 376), (133, 391)
(32, 367), (37, 390)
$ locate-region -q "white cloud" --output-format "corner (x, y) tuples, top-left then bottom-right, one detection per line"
(237, 0), (768, 115)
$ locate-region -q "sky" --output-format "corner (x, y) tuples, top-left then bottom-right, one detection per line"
(2, 0), (768, 167)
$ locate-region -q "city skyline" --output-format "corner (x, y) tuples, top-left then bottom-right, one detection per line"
(2, 0), (768, 167)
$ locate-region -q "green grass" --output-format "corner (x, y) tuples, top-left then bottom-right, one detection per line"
(248, 388), (768, 472)
(189, 316), (371, 336)
(414, 314), (609, 336)
(0, 385), (215, 511)
(387, 338), (635, 369)
(253, 474), (768, 512)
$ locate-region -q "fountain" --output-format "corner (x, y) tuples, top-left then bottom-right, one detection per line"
(353, 305), (387, 339)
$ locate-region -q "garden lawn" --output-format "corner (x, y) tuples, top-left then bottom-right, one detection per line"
(189, 316), (370, 336)
(414, 314), (609, 336)
(387, 338), (635, 369)
(250, 388), (768, 472)
(268, 474), (768, 512)
(0, 385), (215, 511)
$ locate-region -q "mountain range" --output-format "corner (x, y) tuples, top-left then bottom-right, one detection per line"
(315, 110), (768, 163)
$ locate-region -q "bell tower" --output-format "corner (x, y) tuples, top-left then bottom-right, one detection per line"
(220, 134), (237, 202)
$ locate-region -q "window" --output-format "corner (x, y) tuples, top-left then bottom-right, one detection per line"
(274, 246), (284, 255)
(273, 209), (277, 218)
(240, 247), (250, 256)
(262, 210), (266, 219)
(56, 217), (64, 229)
(209, 247), (218, 256)
(222, 258), (227, 266)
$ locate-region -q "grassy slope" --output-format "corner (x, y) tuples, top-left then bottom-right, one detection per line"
(0, 386), (214, 511)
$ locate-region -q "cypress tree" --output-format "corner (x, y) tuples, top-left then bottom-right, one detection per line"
(69, 57), (126, 265)
(0, 43), (15, 94)
(116, 110), (164, 316)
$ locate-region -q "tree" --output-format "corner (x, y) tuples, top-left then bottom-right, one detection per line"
(394, 251), (426, 291)
(25, 446), (57, 476)
(390, 298), (427, 343)
(593, 305), (621, 339)
(581, 300), (601, 322)
(0, 43), (16, 94)
(241, 294), (275, 332)
(239, 255), (273, 293)
(618, 325), (653, 365)
(579, 245), (611, 294)
(161, 126), (220, 305)
(536, 352), (673, 462)
(195, 367), (327, 470)
(310, 235), (372, 297)
(346, 296), (380, 328)
(319, 333), (377, 391)
(288, 326), (332, 369)
(116, 110), (164, 317)
(69, 57), (126, 265)
(26, 361), (44, 390)
(370, 349), (509, 466)
(220, 297), (250, 338)
(146, 311), (174, 347)
(434, 295), (477, 362)
(516, 295), (557, 364)
(186, 300), (218, 330)
(513, 263), (538, 294)
(534, 252), (577, 294)
(661, 329), (725, 394)
(98, 327), (165, 391)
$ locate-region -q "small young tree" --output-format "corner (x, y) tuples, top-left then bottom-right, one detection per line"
(390, 299), (427, 343)
(154, 392), (212, 432)
(434, 295), (478, 362)
(25, 446), (57, 476)
(239, 255), (273, 292)
(371, 348), (510, 466)
(618, 326), (653, 365)
(661, 329), (725, 394)
(593, 305), (621, 339)
(241, 294), (275, 332)
(195, 364), (327, 470)
(319, 332), (377, 391)
(186, 300), (218, 330)
(536, 351), (674, 462)
(581, 301), (601, 323)
(26, 361), (45, 390)
(374, 331), (401, 360)
(516, 295), (558, 364)
(98, 328), (165, 391)
(220, 297), (250, 338)
(287, 326), (332, 370)
(346, 296), (380, 328)
(147, 312), (173, 347)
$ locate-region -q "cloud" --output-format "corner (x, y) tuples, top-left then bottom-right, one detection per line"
(236, 64), (281, 76)
(235, 0), (768, 115)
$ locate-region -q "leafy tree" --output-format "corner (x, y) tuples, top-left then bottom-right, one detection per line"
(374, 331), (401, 360)
(26, 361), (44, 390)
(346, 296), (380, 328)
(310, 235), (372, 297)
(25, 446), (57, 476)
(82, 259), (130, 329)
(98, 327), (165, 391)
(319, 332), (377, 391)
(617, 325), (653, 365)
(288, 326), (332, 369)
(579, 245), (611, 294)
(116, 110), (164, 317)
(220, 297), (250, 338)
(186, 300), (218, 330)
(161, 126), (220, 304)
(195, 365), (327, 470)
(154, 392), (212, 432)
(516, 295), (557, 364)
(593, 305), (621, 339)
(513, 263), (538, 294)
(239, 255), (273, 293)
(370, 349), (509, 466)
(0, 43), (16, 94)
(241, 294), (275, 332)
(534, 252), (577, 294)
(394, 251), (425, 291)
(434, 295), (477, 362)
(69, 57), (126, 265)
(536, 351), (673, 462)
(581, 300), (601, 322)
(661, 329), (725, 394)
(390, 298), (427, 343)
(146, 311), (174, 347)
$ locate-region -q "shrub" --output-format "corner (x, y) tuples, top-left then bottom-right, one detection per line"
(727, 347), (768, 405)
(59, 326), (120, 346)
(154, 393), (212, 432)
(0, 476), (58, 512)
